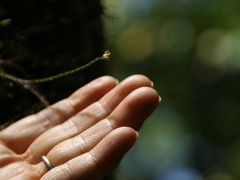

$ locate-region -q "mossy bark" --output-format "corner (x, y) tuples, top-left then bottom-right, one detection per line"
(0, 0), (105, 123)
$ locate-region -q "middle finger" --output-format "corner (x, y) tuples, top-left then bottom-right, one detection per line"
(24, 75), (152, 163)
(45, 86), (159, 166)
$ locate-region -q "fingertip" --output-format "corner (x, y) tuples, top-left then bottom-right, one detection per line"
(92, 127), (139, 158)
(107, 86), (160, 130)
(107, 127), (139, 146)
(123, 74), (152, 87)
(90, 127), (138, 173)
(70, 75), (118, 100)
(86, 75), (119, 90)
(98, 75), (119, 85)
(132, 86), (160, 104)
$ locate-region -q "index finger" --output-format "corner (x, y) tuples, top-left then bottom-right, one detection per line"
(0, 76), (118, 153)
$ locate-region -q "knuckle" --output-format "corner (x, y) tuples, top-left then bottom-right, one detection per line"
(71, 134), (88, 153)
(88, 151), (98, 169)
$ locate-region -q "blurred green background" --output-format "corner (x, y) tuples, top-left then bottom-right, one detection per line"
(1, 1), (240, 179)
(103, 0), (240, 180)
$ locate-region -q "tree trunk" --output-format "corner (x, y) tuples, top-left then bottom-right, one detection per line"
(0, 0), (105, 123)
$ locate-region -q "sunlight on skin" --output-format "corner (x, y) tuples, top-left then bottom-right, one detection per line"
(0, 75), (160, 180)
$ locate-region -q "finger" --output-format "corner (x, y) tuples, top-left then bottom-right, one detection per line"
(0, 76), (118, 153)
(108, 86), (160, 130)
(39, 127), (138, 180)
(44, 87), (159, 166)
(0, 143), (20, 167)
(24, 75), (153, 163)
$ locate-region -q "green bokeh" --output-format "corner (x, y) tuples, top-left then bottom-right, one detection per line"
(104, 0), (240, 179)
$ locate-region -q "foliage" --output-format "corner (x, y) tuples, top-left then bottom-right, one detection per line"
(104, 0), (240, 179)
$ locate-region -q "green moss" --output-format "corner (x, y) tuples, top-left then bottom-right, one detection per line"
(0, 18), (11, 27)
(0, 1), (105, 122)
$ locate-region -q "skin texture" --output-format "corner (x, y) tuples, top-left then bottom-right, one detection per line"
(0, 75), (160, 180)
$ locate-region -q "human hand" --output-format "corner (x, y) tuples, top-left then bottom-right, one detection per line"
(0, 75), (160, 180)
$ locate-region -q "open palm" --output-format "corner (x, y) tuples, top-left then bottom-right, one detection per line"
(0, 75), (159, 180)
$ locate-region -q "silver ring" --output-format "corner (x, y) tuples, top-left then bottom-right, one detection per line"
(41, 155), (54, 171)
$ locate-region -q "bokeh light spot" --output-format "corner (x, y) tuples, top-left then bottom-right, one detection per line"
(158, 18), (195, 54)
(206, 173), (234, 180)
(158, 167), (203, 180)
(116, 24), (155, 61)
(196, 29), (231, 68)
(196, 28), (240, 72)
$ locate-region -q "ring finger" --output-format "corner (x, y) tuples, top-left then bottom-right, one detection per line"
(44, 87), (159, 167)
(24, 75), (153, 163)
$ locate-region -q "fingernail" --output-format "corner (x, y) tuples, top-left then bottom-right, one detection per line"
(135, 131), (139, 138)
(114, 78), (119, 84)
(150, 81), (154, 87)
(159, 96), (162, 102)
